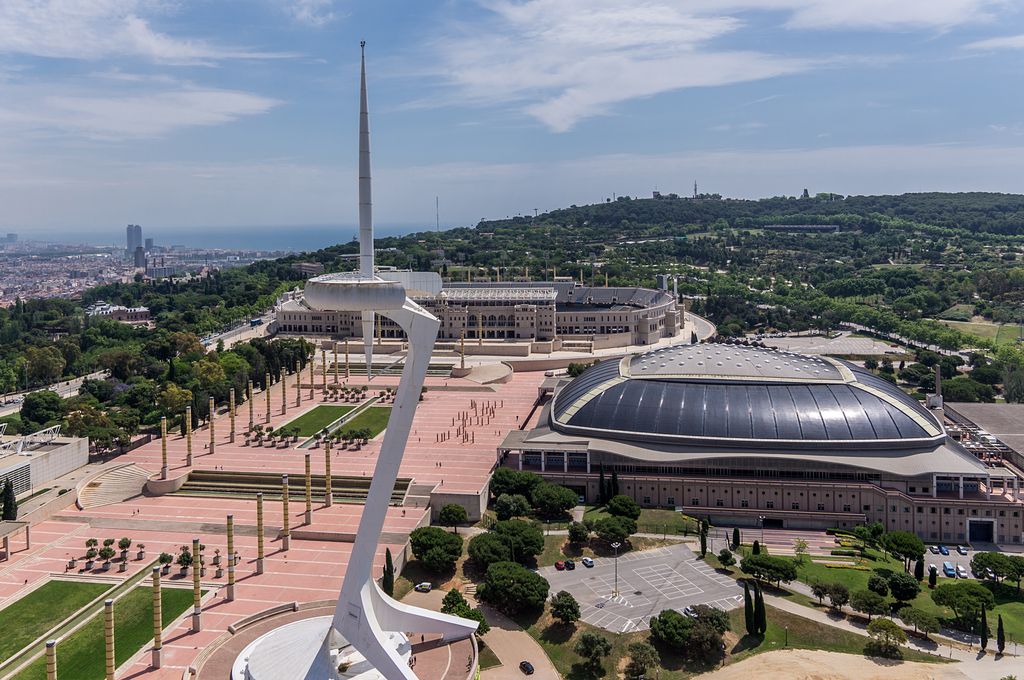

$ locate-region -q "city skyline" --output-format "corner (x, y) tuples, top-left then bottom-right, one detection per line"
(3, 1), (1024, 233)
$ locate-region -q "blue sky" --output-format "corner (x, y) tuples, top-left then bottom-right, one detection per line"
(3, 0), (1024, 238)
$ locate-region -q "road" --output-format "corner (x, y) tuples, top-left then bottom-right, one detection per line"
(0, 370), (109, 418)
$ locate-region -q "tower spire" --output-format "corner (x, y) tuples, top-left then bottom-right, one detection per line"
(359, 40), (375, 379)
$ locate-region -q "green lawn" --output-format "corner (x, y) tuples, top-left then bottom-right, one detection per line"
(581, 506), (699, 536)
(14, 586), (194, 680)
(0, 581), (112, 665)
(936, 319), (1023, 345)
(477, 640), (501, 670)
(339, 406), (391, 438)
(283, 405), (355, 436)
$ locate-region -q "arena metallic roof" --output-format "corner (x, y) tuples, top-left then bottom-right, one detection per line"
(550, 345), (945, 450)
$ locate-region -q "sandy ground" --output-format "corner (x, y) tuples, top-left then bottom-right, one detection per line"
(699, 650), (970, 680)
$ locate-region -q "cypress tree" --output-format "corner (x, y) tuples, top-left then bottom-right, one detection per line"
(1, 480), (16, 521)
(752, 540), (760, 555)
(914, 558), (924, 581)
(382, 548), (394, 597)
(997, 614), (1005, 654)
(980, 605), (988, 651)
(610, 471), (620, 497)
(743, 582), (754, 636)
(732, 527), (740, 549)
(598, 464), (606, 505)
(754, 582), (767, 634)
(699, 530), (707, 558)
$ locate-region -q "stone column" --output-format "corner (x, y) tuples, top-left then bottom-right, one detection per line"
(281, 475), (291, 551)
(345, 338), (350, 379)
(104, 599), (115, 680)
(191, 537), (202, 632)
(160, 416), (168, 479)
(229, 388), (236, 443)
(151, 566), (162, 668)
(226, 514), (235, 601)
(45, 640), (56, 680)
(265, 372), (271, 423)
(256, 492), (265, 575)
(282, 370), (288, 413)
(460, 329), (466, 370)
(325, 441), (333, 507)
(333, 343), (339, 384)
(248, 380), (254, 430)
(185, 406), (193, 466)
(322, 349), (327, 393)
(308, 359), (314, 400)
(478, 313), (483, 346)
(208, 396), (216, 456)
(304, 453), (313, 525)
(295, 365), (301, 407)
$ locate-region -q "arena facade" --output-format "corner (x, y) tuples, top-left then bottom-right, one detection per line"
(276, 280), (683, 349)
(500, 343), (1024, 545)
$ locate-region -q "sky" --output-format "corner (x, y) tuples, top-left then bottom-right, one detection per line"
(3, 0), (1024, 240)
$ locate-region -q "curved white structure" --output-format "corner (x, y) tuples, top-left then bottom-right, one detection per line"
(234, 42), (477, 680)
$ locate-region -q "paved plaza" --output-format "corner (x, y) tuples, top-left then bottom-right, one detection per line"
(760, 331), (904, 357)
(538, 544), (742, 634)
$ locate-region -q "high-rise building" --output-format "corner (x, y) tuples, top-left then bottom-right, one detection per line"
(125, 224), (142, 259)
(144, 237), (154, 251)
(4, 233), (16, 243)
(133, 246), (146, 268)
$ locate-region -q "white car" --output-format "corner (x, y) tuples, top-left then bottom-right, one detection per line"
(956, 565), (968, 579)
(581, 557), (594, 568)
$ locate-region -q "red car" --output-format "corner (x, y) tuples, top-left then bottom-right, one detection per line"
(554, 561), (565, 570)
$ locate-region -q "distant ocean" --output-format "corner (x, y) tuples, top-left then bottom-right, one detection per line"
(28, 223), (438, 253)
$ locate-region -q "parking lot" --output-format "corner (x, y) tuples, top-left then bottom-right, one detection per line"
(537, 544), (742, 633)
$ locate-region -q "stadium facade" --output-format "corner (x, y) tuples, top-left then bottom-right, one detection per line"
(277, 280), (683, 349)
(501, 343), (1024, 544)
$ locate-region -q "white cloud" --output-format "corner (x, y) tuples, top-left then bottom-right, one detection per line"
(437, 0), (812, 132)
(0, 1), (293, 63)
(286, 0), (338, 27)
(965, 33), (1024, 50)
(685, 0), (1001, 30)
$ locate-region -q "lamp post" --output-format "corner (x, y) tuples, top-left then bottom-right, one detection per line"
(759, 515), (765, 543)
(611, 541), (621, 597)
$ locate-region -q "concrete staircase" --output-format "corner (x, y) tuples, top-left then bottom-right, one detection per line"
(77, 464), (151, 509)
(404, 482), (435, 509)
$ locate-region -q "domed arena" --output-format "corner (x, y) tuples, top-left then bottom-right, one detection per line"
(500, 343), (1024, 544)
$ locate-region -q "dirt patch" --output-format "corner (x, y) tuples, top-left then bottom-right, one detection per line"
(700, 649), (968, 680)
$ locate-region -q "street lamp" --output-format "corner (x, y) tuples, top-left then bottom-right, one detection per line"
(758, 515), (765, 543)
(611, 541), (621, 597)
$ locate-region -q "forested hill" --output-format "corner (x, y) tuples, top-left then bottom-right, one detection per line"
(469, 192), (1024, 238)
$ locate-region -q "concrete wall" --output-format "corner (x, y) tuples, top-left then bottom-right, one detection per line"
(28, 438), (89, 488)
(429, 483), (489, 523)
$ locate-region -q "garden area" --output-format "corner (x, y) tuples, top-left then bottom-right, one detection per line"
(0, 581), (111, 665)
(339, 406), (390, 439)
(13, 586), (194, 680)
(281, 405), (354, 437)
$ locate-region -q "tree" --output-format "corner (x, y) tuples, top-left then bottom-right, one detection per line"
(531, 483), (577, 519)
(625, 641), (659, 680)
(897, 606), (940, 639)
(699, 530), (707, 557)
(718, 548), (735, 568)
(439, 504), (468, 532)
(490, 468), (542, 498)
(811, 582), (829, 605)
(20, 390), (65, 431)
(478, 561), (549, 614)
(610, 470), (620, 497)
(441, 589), (468, 614)
(867, 618), (907, 656)
(550, 590), (581, 626)
(1, 479), (16, 520)
(732, 527), (741, 549)
(887, 571), (921, 604)
(827, 583), (850, 610)
(754, 582), (767, 634)
(382, 548), (394, 597)
(881, 531), (925, 570)
(594, 515), (636, 544)
(574, 632), (612, 670)
(793, 538), (808, 563)
(739, 554), (797, 586)
(494, 493), (531, 521)
(568, 521), (590, 544)
(491, 519), (544, 564)
(850, 590), (887, 621)
(468, 533), (511, 565)
(606, 494), (641, 520)
(981, 604), (989, 651)
(929, 565), (938, 589)
(998, 614), (1006, 655)
(597, 464), (607, 505)
(157, 383), (192, 416)
(867, 574), (889, 597)
(649, 609), (692, 647)
(914, 558), (925, 582)
(743, 581), (755, 635)
(931, 581), (995, 629)
(972, 551), (1012, 581)
(408, 526), (462, 573)
(441, 589), (489, 636)
(1006, 555), (1024, 592)
(24, 346), (65, 385)
(752, 540), (761, 555)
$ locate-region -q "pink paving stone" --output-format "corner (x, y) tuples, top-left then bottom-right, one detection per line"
(1, 371), (548, 677)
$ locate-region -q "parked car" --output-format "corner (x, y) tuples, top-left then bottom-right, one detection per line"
(957, 545), (969, 555)
(414, 582), (432, 593)
(554, 561), (565, 571)
(519, 661), (535, 675)
(683, 606), (698, 618)
(929, 563), (938, 575)
(956, 565), (969, 579)
(986, 567), (996, 580)
(929, 545), (941, 554)
(942, 562), (956, 578)
(581, 557), (594, 568)
(565, 560), (576, 570)
(938, 545), (950, 556)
